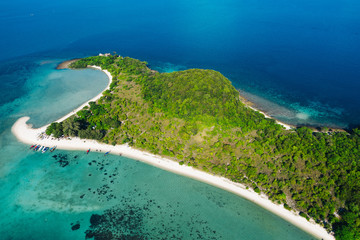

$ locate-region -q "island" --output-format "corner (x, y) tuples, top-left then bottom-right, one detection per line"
(12, 55), (360, 240)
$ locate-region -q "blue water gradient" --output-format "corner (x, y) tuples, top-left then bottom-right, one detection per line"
(1, 0), (359, 128)
(0, 0), (358, 238)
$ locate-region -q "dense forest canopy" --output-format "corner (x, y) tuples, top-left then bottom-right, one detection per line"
(47, 55), (360, 239)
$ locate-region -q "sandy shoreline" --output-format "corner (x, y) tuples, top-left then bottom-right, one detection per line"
(238, 93), (294, 130)
(248, 105), (293, 130)
(11, 64), (334, 240)
(56, 59), (81, 69)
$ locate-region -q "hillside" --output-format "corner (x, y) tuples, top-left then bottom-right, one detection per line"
(47, 55), (360, 239)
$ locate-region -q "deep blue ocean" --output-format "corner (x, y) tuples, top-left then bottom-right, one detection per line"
(2, 0), (360, 128)
(0, 0), (359, 239)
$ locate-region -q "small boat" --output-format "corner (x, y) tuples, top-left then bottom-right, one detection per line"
(49, 146), (57, 152)
(34, 145), (40, 151)
(29, 144), (35, 149)
(104, 151), (110, 156)
(42, 147), (49, 153)
(87, 149), (90, 154)
(38, 146), (44, 152)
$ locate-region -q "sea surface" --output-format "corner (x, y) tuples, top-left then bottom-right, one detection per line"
(1, 0), (358, 239)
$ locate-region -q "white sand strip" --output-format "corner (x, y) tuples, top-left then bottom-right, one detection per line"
(11, 65), (333, 240)
(248, 105), (293, 130)
(12, 117), (334, 240)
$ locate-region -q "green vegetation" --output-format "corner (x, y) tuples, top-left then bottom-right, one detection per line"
(47, 55), (360, 239)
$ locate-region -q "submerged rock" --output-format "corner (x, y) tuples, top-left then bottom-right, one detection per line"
(54, 153), (69, 167)
(90, 214), (103, 226)
(71, 223), (80, 231)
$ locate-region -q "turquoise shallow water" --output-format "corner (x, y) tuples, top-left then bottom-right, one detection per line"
(0, 59), (318, 239)
(0, 150), (317, 239)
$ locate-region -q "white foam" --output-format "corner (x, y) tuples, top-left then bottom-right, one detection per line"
(296, 112), (310, 120)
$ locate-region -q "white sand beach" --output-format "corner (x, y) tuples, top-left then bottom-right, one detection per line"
(248, 105), (293, 130)
(11, 65), (334, 240)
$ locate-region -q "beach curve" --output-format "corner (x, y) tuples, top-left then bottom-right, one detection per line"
(11, 64), (334, 240)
